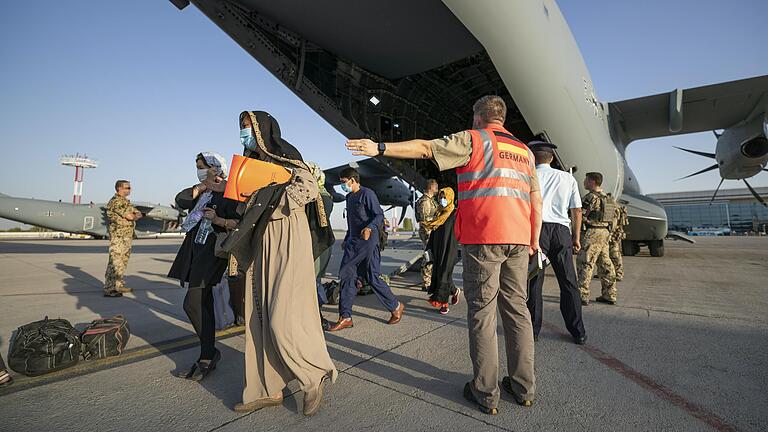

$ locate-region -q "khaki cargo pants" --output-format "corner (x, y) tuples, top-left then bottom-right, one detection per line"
(608, 237), (624, 281)
(104, 233), (132, 293)
(463, 244), (535, 409)
(419, 226), (433, 289)
(577, 228), (617, 302)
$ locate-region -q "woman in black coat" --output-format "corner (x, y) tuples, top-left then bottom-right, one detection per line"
(168, 152), (240, 381)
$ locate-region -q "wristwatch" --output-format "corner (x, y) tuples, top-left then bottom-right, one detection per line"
(377, 142), (386, 155)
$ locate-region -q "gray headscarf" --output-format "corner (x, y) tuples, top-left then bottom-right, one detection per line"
(181, 151), (228, 232)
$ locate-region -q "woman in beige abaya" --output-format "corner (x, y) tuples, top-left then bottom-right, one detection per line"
(232, 110), (337, 416)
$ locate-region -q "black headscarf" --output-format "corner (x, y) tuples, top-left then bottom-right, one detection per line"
(239, 110), (334, 263)
(240, 111), (307, 170)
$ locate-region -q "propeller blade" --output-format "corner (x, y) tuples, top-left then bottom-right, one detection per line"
(743, 179), (767, 207)
(674, 147), (716, 159)
(399, 205), (409, 226)
(709, 178), (724, 205)
(677, 163), (719, 180)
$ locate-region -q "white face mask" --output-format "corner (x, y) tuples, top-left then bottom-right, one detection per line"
(197, 169), (209, 183)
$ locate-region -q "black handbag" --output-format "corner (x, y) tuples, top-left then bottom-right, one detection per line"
(8, 317), (82, 376)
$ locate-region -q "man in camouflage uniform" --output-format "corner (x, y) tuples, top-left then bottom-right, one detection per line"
(576, 172), (617, 305)
(103, 180), (142, 297)
(415, 179), (439, 290)
(608, 202), (629, 281)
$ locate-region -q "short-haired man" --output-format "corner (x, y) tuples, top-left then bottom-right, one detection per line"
(576, 172), (618, 305)
(526, 142), (586, 345)
(103, 180), (142, 297)
(344, 95), (542, 413)
(415, 179), (439, 290)
(326, 167), (404, 331)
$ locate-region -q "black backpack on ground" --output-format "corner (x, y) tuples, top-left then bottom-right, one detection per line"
(80, 315), (131, 361)
(8, 317), (82, 376)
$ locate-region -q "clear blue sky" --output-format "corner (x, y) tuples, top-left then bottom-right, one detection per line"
(1, 0), (766, 229)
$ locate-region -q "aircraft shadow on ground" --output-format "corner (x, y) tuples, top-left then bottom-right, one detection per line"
(54, 262), (244, 407)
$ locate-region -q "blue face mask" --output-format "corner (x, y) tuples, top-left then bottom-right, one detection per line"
(240, 128), (256, 150)
(440, 198), (449, 207)
(340, 182), (352, 193)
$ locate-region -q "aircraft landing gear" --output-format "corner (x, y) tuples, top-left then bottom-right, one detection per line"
(648, 240), (665, 257)
(621, 240), (640, 256)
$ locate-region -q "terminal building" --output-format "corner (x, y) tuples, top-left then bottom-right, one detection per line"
(649, 187), (768, 235)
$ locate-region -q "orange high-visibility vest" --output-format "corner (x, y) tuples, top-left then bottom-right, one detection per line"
(455, 125), (534, 245)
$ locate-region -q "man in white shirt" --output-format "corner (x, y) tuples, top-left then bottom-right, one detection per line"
(526, 142), (586, 345)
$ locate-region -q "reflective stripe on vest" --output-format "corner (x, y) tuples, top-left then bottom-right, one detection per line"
(454, 127), (534, 245)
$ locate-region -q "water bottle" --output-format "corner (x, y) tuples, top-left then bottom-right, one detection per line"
(194, 205), (215, 244)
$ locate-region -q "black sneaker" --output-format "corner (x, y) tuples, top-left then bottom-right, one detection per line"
(501, 377), (533, 407)
(103, 291), (123, 298)
(463, 382), (498, 415)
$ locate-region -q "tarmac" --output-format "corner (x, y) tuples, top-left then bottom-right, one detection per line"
(0, 235), (766, 431)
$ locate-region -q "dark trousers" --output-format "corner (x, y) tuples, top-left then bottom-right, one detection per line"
(183, 284), (217, 360)
(527, 223), (585, 338)
(339, 233), (398, 318)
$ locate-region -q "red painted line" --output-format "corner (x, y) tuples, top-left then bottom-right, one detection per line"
(542, 322), (739, 432)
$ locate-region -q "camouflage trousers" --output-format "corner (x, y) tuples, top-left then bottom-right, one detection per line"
(104, 234), (133, 293)
(576, 228), (617, 302)
(419, 227), (433, 289)
(609, 238), (624, 281)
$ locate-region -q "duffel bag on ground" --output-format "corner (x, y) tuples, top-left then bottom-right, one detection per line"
(80, 315), (130, 361)
(8, 316), (82, 376)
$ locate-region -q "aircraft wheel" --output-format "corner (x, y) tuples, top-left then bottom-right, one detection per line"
(621, 240), (638, 256)
(649, 240), (664, 257)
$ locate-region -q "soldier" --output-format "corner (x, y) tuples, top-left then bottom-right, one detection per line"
(576, 172), (618, 305)
(415, 179), (439, 290)
(103, 180), (142, 297)
(608, 200), (629, 281)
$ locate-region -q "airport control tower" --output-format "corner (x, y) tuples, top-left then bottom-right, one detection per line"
(60, 154), (98, 204)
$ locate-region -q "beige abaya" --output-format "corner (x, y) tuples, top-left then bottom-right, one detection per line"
(242, 168), (337, 403)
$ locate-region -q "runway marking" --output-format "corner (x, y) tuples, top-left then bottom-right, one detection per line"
(542, 322), (739, 432)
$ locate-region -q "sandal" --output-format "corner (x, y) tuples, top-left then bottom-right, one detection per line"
(0, 371), (12, 387)
(173, 349), (221, 381)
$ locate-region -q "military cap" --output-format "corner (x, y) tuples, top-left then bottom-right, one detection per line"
(527, 140), (557, 153)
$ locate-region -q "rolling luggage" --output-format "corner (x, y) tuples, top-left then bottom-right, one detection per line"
(8, 317), (82, 376)
(80, 315), (131, 360)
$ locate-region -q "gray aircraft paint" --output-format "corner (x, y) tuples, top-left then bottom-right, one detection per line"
(0, 195), (182, 238)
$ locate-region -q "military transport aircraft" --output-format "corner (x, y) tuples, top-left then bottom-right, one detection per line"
(0, 193), (184, 238)
(169, 0), (768, 257)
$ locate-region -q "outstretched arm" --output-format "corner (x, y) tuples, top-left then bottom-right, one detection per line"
(346, 138), (433, 160)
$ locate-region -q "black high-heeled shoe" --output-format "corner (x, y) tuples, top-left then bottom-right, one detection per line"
(173, 349), (221, 381)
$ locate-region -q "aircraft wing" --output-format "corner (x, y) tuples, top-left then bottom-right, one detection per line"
(132, 202), (184, 222)
(608, 75), (768, 145)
